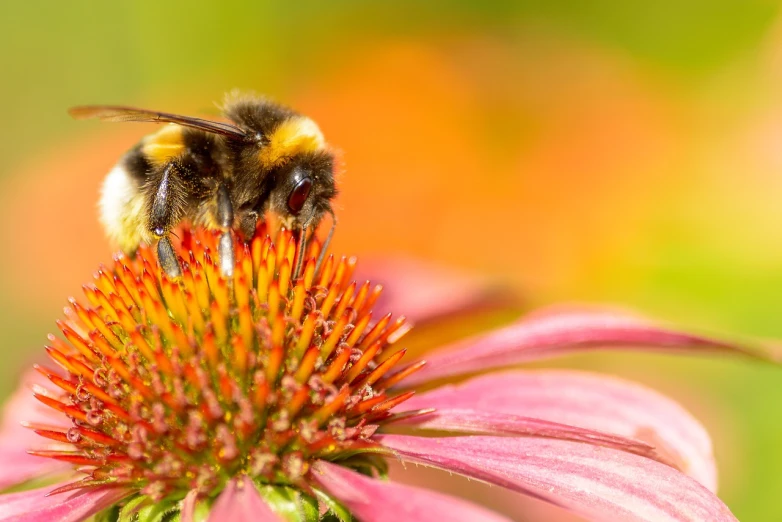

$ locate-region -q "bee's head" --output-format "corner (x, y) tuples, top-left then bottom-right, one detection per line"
(268, 151), (336, 230)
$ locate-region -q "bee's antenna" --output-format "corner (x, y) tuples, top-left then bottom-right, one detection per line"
(316, 210), (337, 273)
(293, 225), (308, 281)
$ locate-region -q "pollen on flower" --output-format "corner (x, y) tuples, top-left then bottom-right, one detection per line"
(29, 226), (418, 501)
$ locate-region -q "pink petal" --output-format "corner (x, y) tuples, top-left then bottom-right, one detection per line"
(311, 460), (513, 522)
(405, 306), (758, 386)
(0, 443), (69, 490)
(180, 489), (199, 522)
(356, 257), (498, 324)
(1, 370), (69, 435)
(207, 476), (282, 522)
(400, 370), (717, 491)
(379, 435), (737, 522)
(0, 485), (129, 522)
(0, 371), (71, 488)
(393, 408), (669, 464)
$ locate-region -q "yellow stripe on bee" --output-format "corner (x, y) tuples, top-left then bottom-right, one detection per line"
(142, 124), (185, 166)
(259, 116), (325, 167)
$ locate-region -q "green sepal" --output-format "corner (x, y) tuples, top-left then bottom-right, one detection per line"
(186, 497), (211, 522)
(256, 484), (319, 522)
(118, 495), (149, 522)
(313, 489), (354, 522)
(135, 500), (178, 522)
(117, 495), (177, 522)
(160, 509), (181, 522)
(93, 504), (121, 522)
(296, 490), (320, 521)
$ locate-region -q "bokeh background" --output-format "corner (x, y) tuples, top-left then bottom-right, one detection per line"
(1, 1), (781, 520)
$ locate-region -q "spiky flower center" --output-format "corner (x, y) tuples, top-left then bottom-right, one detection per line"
(31, 227), (417, 500)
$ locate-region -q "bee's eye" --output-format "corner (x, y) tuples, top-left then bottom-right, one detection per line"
(287, 177), (312, 215)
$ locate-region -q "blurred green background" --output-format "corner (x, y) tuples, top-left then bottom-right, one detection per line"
(1, 1), (781, 520)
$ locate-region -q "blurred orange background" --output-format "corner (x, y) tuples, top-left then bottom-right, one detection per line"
(1, 2), (781, 519)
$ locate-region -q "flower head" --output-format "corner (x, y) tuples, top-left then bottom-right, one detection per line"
(0, 225), (763, 521)
(32, 226), (413, 503)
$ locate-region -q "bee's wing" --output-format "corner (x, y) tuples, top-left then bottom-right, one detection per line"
(68, 105), (248, 140)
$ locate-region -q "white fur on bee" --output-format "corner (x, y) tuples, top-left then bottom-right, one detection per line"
(99, 164), (148, 253)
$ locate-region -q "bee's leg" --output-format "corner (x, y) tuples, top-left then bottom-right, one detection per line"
(315, 209), (337, 272)
(293, 226), (308, 281)
(216, 182), (235, 277)
(150, 163), (181, 238)
(149, 162), (185, 279)
(157, 236), (182, 279)
(237, 210), (259, 241)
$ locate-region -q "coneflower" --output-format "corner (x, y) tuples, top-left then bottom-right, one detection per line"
(0, 226), (764, 521)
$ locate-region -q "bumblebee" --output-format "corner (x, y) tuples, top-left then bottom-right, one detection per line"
(69, 92), (337, 278)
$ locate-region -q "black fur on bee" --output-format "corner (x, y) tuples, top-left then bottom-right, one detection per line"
(70, 92), (338, 278)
